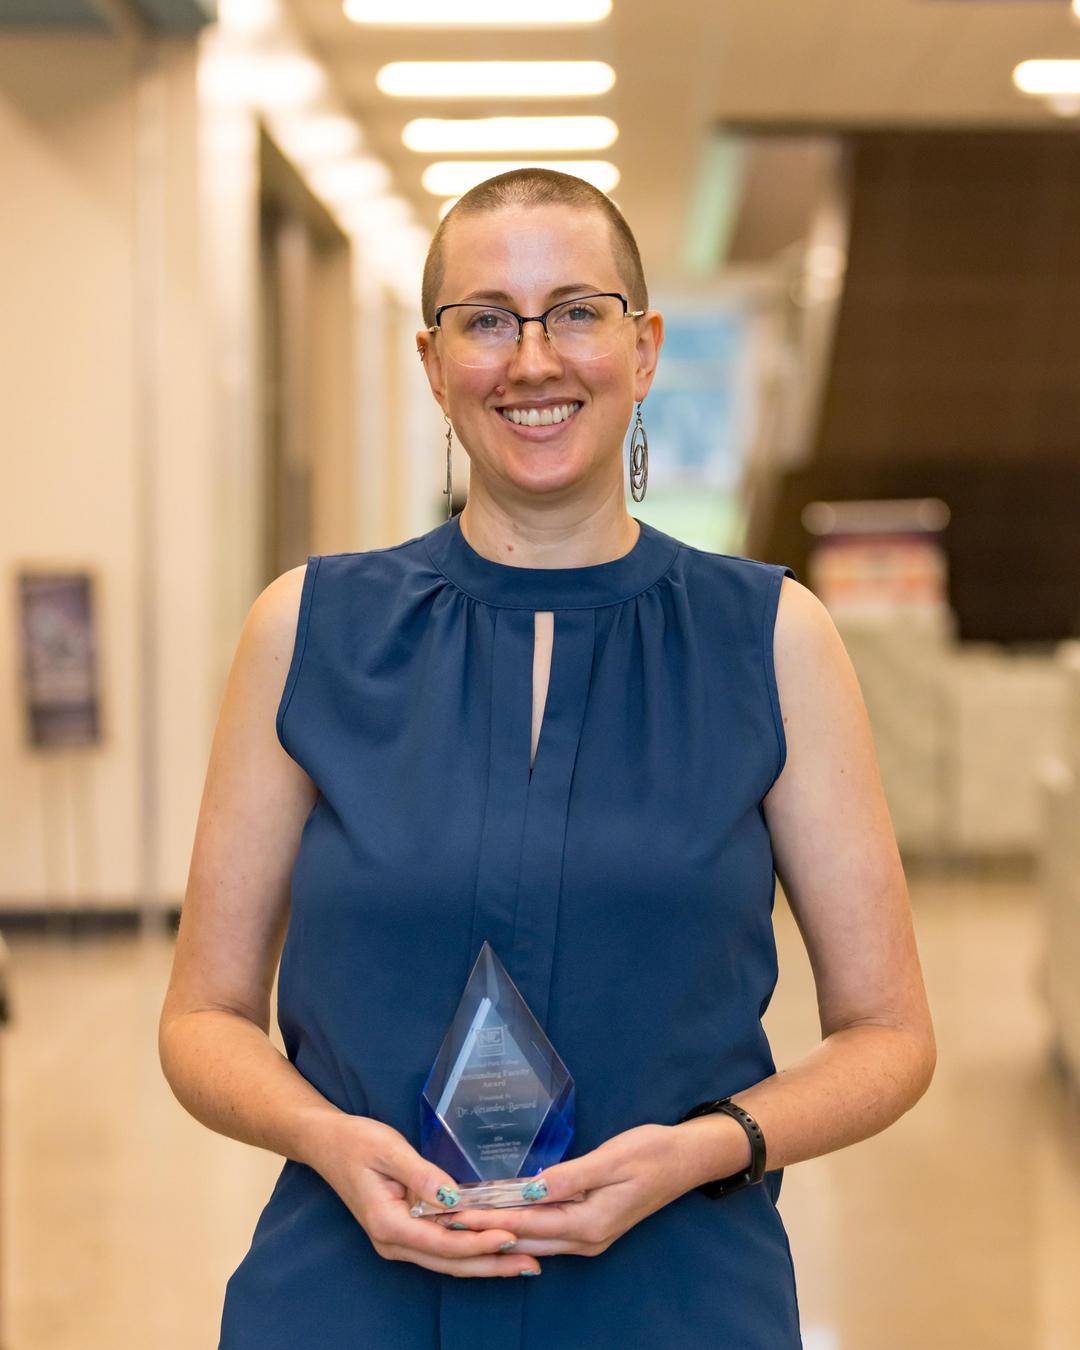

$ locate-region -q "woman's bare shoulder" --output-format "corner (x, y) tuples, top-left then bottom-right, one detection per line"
(773, 574), (837, 656)
(240, 563), (311, 684)
(769, 574), (873, 787)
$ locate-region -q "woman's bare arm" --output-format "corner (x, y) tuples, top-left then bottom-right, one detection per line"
(675, 576), (937, 1184)
(158, 565), (345, 1168)
(157, 567), (531, 1274)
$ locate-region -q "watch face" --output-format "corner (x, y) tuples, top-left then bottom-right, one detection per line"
(682, 1099), (725, 1122)
(704, 1176), (748, 1199)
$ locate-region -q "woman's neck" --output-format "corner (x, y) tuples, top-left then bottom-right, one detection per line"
(457, 497), (640, 570)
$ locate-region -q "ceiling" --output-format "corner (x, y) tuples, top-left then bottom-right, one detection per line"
(0, 0), (214, 33)
(286, 0), (1080, 287)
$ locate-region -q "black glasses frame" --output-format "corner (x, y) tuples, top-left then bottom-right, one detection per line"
(427, 292), (646, 345)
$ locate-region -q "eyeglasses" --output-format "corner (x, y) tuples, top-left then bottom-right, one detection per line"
(427, 292), (645, 369)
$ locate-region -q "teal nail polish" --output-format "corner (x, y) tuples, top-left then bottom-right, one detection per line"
(448, 1221), (468, 1230)
(521, 1179), (548, 1202)
(497, 1240), (517, 1251)
(436, 1185), (460, 1208)
(519, 1268), (541, 1276)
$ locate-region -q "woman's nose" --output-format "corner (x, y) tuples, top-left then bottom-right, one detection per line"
(505, 320), (563, 380)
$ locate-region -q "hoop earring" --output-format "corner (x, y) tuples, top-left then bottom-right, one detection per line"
(443, 412), (454, 519)
(629, 400), (648, 502)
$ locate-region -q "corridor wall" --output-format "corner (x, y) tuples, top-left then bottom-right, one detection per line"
(0, 35), (214, 910)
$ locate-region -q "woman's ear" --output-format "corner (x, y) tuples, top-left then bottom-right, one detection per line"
(633, 310), (664, 404)
(416, 329), (449, 413)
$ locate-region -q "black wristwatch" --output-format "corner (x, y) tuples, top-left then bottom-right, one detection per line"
(677, 1097), (767, 1199)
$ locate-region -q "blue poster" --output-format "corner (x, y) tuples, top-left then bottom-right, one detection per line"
(626, 301), (753, 551)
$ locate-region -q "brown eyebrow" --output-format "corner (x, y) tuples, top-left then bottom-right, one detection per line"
(456, 283), (607, 306)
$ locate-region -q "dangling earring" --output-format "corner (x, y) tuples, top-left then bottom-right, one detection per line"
(443, 411), (454, 519)
(629, 399), (648, 502)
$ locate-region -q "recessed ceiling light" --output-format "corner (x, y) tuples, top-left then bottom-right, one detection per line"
(273, 114), (362, 166)
(1012, 59), (1080, 96)
(376, 61), (615, 99)
(199, 52), (326, 108)
(309, 157), (393, 204)
(345, 0), (610, 24)
(402, 116), (618, 153)
(337, 195), (414, 238)
(421, 160), (620, 196)
(218, 0), (283, 32)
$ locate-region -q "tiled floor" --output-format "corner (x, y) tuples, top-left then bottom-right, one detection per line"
(0, 871), (1077, 1349)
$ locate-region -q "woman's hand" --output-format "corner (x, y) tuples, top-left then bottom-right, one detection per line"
(310, 1115), (542, 1277)
(431, 1123), (704, 1259)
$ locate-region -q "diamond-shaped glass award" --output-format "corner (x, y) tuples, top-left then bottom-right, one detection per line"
(409, 940), (575, 1217)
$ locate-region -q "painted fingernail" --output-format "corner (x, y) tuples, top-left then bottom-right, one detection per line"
(448, 1221), (469, 1230)
(521, 1179), (548, 1202)
(519, 1267), (541, 1276)
(436, 1186), (460, 1208)
(497, 1240), (517, 1251)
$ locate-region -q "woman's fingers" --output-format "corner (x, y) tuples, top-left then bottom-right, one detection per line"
(358, 1133), (547, 1273)
(373, 1134), (465, 1217)
(392, 1247), (542, 1278)
(432, 1196), (616, 1257)
(386, 1213), (520, 1261)
(435, 1200), (584, 1238)
(375, 1209), (539, 1275)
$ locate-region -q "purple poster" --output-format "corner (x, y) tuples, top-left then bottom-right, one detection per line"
(18, 571), (101, 749)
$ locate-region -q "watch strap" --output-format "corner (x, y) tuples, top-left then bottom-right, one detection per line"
(677, 1096), (767, 1199)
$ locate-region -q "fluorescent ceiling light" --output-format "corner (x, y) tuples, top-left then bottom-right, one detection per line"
(336, 195), (414, 236)
(353, 223), (431, 262)
(376, 61), (615, 99)
(199, 51), (326, 108)
(1012, 60), (1080, 96)
(421, 160), (619, 196)
(351, 224), (431, 294)
(273, 114), (362, 166)
(402, 116), (617, 153)
(218, 0), (283, 31)
(345, 0), (610, 24)
(309, 156), (392, 204)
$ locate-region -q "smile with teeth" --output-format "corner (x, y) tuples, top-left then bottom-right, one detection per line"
(498, 401), (582, 427)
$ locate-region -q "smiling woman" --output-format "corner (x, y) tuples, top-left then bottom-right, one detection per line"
(413, 173), (660, 534)
(160, 168), (935, 1350)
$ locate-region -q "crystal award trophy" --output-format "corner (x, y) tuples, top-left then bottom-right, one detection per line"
(409, 940), (576, 1218)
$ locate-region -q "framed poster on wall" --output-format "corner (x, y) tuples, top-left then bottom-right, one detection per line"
(17, 570), (101, 749)
(627, 289), (764, 552)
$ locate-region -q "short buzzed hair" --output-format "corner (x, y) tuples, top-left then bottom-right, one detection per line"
(421, 168), (648, 328)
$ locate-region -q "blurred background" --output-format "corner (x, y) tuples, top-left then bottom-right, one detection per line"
(2, 0), (1080, 1346)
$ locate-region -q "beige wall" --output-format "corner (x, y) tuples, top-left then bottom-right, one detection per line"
(0, 35), (213, 909)
(0, 31), (441, 910)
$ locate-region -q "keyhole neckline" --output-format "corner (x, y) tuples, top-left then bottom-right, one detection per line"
(425, 511), (680, 611)
(528, 610), (553, 782)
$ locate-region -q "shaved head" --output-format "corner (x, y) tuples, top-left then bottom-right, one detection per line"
(421, 168), (648, 328)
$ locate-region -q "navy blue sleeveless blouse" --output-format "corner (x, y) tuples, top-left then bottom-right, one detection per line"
(218, 512), (802, 1349)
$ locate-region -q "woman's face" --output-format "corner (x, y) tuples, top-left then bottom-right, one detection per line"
(417, 204), (663, 505)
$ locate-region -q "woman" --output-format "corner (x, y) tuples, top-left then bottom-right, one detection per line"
(160, 169), (936, 1349)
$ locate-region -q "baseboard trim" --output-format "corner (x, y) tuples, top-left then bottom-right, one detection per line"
(0, 906), (181, 934)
